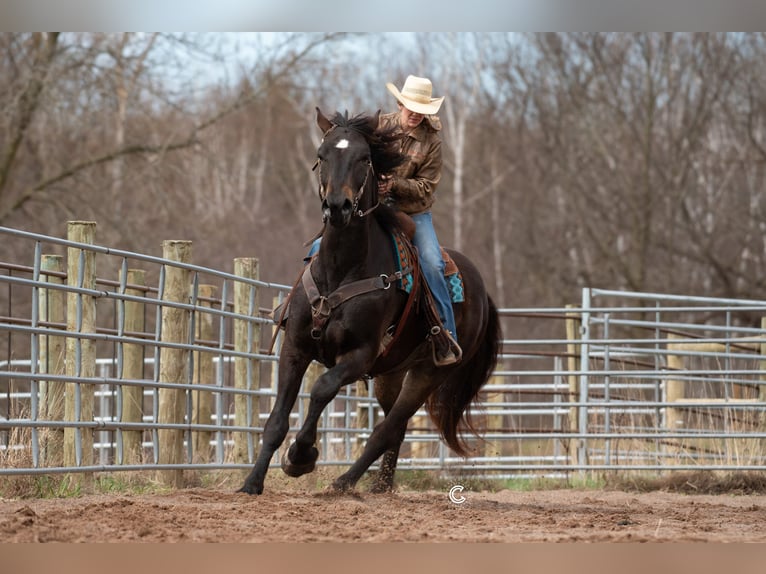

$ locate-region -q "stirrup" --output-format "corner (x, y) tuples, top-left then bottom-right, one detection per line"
(431, 327), (462, 367)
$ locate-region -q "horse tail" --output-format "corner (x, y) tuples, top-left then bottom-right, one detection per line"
(425, 294), (501, 456)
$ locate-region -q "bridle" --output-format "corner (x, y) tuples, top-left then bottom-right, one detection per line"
(313, 126), (380, 220)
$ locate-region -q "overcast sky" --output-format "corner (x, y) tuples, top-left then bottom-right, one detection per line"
(3, 0), (766, 32)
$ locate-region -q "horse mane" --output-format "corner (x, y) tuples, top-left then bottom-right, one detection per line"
(328, 111), (405, 179)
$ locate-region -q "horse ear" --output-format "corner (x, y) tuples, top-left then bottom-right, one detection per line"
(316, 107), (333, 134)
(368, 109), (381, 132)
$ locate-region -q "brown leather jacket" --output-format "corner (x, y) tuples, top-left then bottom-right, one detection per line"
(378, 111), (443, 215)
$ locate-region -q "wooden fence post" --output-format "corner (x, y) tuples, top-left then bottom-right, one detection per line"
(156, 240), (192, 488)
(64, 222), (97, 474)
(121, 268), (146, 465)
(354, 380), (374, 458)
(409, 406), (430, 461)
(565, 304), (581, 466)
(39, 254), (65, 467)
(665, 333), (685, 458)
(665, 334), (685, 430)
(483, 375), (504, 458)
(302, 361), (324, 488)
(192, 284), (217, 462)
(302, 361), (324, 427)
(759, 317), (766, 453)
(269, 294), (282, 409)
(233, 258), (259, 464)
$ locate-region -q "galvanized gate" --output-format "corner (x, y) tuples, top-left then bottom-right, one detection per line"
(2, 224), (766, 484)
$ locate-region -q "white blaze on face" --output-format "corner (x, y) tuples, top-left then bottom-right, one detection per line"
(335, 139), (349, 150)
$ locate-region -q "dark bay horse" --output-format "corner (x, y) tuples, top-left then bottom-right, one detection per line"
(239, 108), (501, 495)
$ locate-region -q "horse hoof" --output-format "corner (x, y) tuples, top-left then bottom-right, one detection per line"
(281, 444), (318, 478)
(237, 482), (263, 495)
(331, 477), (356, 493)
(369, 481), (394, 494)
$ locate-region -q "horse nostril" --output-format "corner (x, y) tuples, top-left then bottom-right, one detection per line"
(324, 194), (354, 226)
(329, 197), (352, 214)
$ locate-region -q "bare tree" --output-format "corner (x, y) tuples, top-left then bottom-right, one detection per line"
(0, 32), (347, 229)
(0, 33), (60, 218)
(5, 32), (766, 311)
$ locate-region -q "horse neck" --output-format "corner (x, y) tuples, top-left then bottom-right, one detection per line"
(316, 213), (388, 289)
(317, 215), (372, 286)
(315, 163), (383, 287)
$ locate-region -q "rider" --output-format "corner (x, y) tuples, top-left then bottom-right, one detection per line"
(301, 75), (461, 366)
(377, 75), (461, 367)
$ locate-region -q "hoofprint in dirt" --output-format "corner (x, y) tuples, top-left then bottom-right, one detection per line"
(2, 488), (765, 542)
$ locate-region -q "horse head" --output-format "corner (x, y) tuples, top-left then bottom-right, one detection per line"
(315, 108), (383, 228)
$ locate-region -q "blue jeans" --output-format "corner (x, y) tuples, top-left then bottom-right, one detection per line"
(411, 212), (457, 341)
(306, 237), (321, 260)
(306, 212), (457, 341)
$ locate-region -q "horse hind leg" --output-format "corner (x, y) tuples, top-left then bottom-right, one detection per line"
(333, 418), (409, 493)
(334, 372), (433, 493)
(368, 372), (406, 494)
(369, 449), (400, 493)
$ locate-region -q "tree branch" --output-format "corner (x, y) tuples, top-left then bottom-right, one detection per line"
(0, 33), (60, 194)
(0, 32), (348, 222)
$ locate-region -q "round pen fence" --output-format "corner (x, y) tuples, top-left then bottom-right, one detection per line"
(2, 222), (766, 486)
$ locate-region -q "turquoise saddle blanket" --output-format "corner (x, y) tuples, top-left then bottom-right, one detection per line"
(389, 233), (464, 304)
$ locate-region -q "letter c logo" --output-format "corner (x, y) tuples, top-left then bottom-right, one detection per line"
(448, 485), (466, 504)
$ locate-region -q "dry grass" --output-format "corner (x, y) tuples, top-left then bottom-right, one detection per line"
(605, 470), (766, 495)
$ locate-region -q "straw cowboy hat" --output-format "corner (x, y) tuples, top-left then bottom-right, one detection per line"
(386, 75), (445, 115)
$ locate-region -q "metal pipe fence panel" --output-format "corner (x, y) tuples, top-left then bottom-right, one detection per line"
(2, 226), (766, 483)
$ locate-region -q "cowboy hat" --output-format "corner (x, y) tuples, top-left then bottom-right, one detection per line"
(386, 75), (445, 115)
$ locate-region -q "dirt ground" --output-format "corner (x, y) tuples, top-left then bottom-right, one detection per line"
(2, 481), (766, 542)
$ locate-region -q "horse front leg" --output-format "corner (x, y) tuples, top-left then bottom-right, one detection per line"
(282, 350), (372, 478)
(238, 351), (312, 495)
